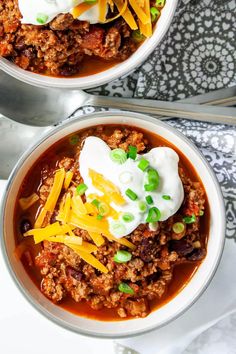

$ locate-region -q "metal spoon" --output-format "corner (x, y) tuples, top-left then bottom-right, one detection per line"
(1, 84), (236, 179)
(0, 70), (236, 127)
(1, 67), (236, 178)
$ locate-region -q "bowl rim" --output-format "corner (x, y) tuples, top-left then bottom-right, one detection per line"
(0, 0), (178, 89)
(0, 111), (226, 338)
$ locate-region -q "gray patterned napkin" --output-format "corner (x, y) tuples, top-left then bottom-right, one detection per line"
(74, 0), (236, 353)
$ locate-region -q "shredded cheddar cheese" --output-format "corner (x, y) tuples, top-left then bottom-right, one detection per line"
(138, 0), (152, 37)
(70, 248), (108, 273)
(64, 171), (74, 190)
(71, 0), (165, 38)
(35, 168), (65, 228)
(88, 231), (105, 247)
(89, 169), (126, 205)
(98, 0), (107, 22)
(113, 0), (138, 30)
(72, 2), (97, 18)
(22, 164), (135, 273)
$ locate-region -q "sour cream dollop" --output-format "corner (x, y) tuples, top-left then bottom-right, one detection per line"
(18, 0), (102, 25)
(79, 137), (184, 238)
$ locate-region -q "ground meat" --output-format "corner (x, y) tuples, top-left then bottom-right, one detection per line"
(104, 129), (148, 152)
(49, 13), (74, 31)
(124, 298), (149, 318)
(21, 126), (207, 319)
(0, 1), (138, 76)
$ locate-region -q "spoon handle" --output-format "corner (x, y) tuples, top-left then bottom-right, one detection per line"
(0, 115), (51, 178)
(91, 96), (236, 125)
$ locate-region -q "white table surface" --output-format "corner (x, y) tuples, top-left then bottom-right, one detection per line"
(0, 251), (114, 354)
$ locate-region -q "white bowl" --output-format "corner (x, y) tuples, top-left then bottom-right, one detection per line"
(0, 0), (178, 89)
(0, 111), (225, 338)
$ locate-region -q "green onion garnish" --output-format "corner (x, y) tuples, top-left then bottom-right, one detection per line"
(114, 250), (132, 263)
(156, 0), (165, 7)
(199, 210), (204, 216)
(162, 195), (171, 200)
(91, 199), (100, 208)
(146, 195), (153, 205)
(76, 183), (88, 196)
(132, 30), (145, 43)
(98, 202), (110, 216)
(84, 0), (97, 3)
(146, 207), (161, 223)
(118, 282), (134, 295)
(144, 183), (156, 192)
(183, 214), (196, 224)
(138, 158), (149, 171)
(69, 135), (79, 145)
(110, 222), (126, 237)
(125, 188), (138, 201)
(97, 214), (103, 220)
(149, 222), (159, 231)
(138, 201), (147, 213)
(150, 7), (160, 22)
(122, 212), (134, 223)
(172, 222), (185, 234)
(127, 145), (137, 160)
(36, 13), (49, 24)
(144, 168), (159, 192)
(110, 148), (127, 164)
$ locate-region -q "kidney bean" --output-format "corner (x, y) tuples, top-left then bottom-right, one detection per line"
(170, 240), (194, 257)
(139, 238), (160, 263)
(66, 266), (83, 281)
(20, 219), (32, 234)
(187, 248), (206, 261)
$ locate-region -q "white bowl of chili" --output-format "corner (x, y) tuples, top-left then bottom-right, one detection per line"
(0, 111), (225, 338)
(0, 0), (178, 89)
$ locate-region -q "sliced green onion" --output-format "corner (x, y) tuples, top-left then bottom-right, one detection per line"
(162, 195), (171, 200)
(156, 0), (165, 7)
(118, 282), (134, 295)
(132, 30), (145, 43)
(146, 207), (161, 223)
(110, 148), (127, 164)
(199, 210), (204, 216)
(138, 158), (149, 171)
(183, 214), (196, 224)
(149, 222), (159, 231)
(144, 183), (156, 192)
(69, 135), (79, 145)
(114, 250), (132, 263)
(172, 222), (185, 234)
(36, 13), (49, 24)
(97, 214), (103, 220)
(148, 169), (159, 185)
(150, 7), (160, 22)
(125, 188), (138, 201)
(110, 222), (126, 237)
(144, 169), (159, 191)
(76, 183), (88, 196)
(91, 199), (100, 208)
(122, 212), (134, 223)
(119, 171), (133, 184)
(146, 195), (153, 205)
(127, 145), (137, 160)
(98, 202), (110, 216)
(138, 201), (147, 213)
(84, 0), (97, 3)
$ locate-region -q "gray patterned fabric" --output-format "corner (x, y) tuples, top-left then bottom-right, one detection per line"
(74, 0), (236, 352)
